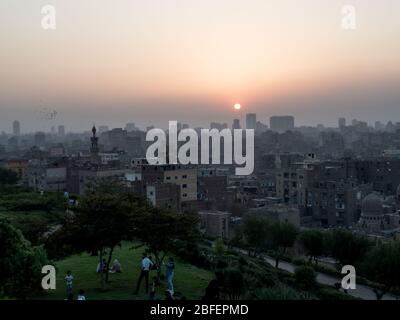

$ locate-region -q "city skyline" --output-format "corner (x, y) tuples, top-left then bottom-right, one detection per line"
(2, 114), (400, 135)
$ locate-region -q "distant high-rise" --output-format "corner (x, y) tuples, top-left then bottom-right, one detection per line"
(125, 123), (137, 132)
(375, 121), (384, 131)
(58, 125), (65, 136)
(34, 132), (46, 146)
(269, 116), (294, 133)
(246, 113), (257, 130)
(338, 118), (346, 129)
(232, 119), (241, 130)
(13, 120), (20, 136)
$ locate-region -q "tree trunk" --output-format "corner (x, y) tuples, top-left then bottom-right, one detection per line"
(99, 249), (107, 290)
(155, 253), (166, 283)
(105, 246), (114, 283)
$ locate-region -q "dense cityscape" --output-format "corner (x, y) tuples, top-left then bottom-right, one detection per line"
(3, 115), (400, 236)
(2, 115), (400, 301)
(1, 2), (400, 315)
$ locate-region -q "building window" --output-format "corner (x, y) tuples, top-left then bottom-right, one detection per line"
(182, 184), (187, 188)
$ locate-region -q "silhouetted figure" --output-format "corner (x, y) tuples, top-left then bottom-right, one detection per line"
(202, 279), (220, 300)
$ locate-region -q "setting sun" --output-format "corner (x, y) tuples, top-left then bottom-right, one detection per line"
(234, 103), (241, 110)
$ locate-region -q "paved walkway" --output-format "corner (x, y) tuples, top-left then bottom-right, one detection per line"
(236, 249), (397, 300)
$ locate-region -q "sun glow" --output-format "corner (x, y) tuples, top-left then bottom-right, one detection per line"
(234, 103), (241, 110)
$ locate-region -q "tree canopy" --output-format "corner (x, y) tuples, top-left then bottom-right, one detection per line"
(0, 218), (50, 299)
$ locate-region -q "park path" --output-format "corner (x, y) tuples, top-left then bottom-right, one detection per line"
(235, 248), (397, 300)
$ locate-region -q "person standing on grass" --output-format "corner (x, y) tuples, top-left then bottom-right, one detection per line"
(165, 257), (175, 295)
(135, 253), (153, 294)
(65, 270), (74, 296)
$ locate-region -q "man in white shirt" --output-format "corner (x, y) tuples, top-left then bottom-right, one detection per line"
(134, 253), (153, 294)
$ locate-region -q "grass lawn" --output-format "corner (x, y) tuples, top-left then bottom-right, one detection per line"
(37, 242), (213, 300)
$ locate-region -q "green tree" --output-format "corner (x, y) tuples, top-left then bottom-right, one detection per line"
(213, 238), (226, 257)
(327, 230), (371, 268)
(294, 265), (317, 290)
(0, 218), (50, 299)
(362, 240), (400, 300)
(135, 208), (199, 281)
(270, 221), (298, 268)
(0, 168), (18, 185)
(48, 179), (146, 289)
(242, 216), (270, 256)
(299, 230), (325, 264)
(217, 267), (245, 300)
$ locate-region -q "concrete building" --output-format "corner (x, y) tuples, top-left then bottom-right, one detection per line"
(58, 125), (65, 137)
(232, 119), (241, 130)
(357, 192), (400, 235)
(28, 160), (67, 192)
(13, 120), (20, 136)
(34, 132), (46, 147)
(198, 174), (228, 211)
(198, 210), (231, 239)
(146, 183), (181, 211)
(99, 152), (120, 165)
(338, 117), (346, 129)
(270, 116), (295, 133)
(141, 164), (198, 211)
(5, 159), (29, 185)
(246, 113), (257, 130)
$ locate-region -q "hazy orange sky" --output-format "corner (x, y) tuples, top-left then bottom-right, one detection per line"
(1, 0), (400, 132)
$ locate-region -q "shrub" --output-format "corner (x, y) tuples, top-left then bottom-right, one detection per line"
(251, 284), (312, 300)
(294, 265), (317, 290)
(317, 287), (358, 300)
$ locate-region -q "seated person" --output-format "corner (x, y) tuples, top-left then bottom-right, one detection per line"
(109, 259), (122, 273)
(96, 258), (107, 273)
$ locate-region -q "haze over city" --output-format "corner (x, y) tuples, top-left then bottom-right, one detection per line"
(4, 0), (400, 307)
(1, 0), (400, 132)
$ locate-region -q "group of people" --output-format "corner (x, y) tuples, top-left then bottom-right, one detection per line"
(97, 259), (122, 274)
(64, 254), (175, 300)
(135, 253), (175, 300)
(64, 270), (86, 300)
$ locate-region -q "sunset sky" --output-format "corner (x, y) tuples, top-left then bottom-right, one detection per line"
(1, 0), (400, 132)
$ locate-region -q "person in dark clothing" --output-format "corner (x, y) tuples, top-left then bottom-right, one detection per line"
(134, 254), (154, 294)
(202, 279), (220, 300)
